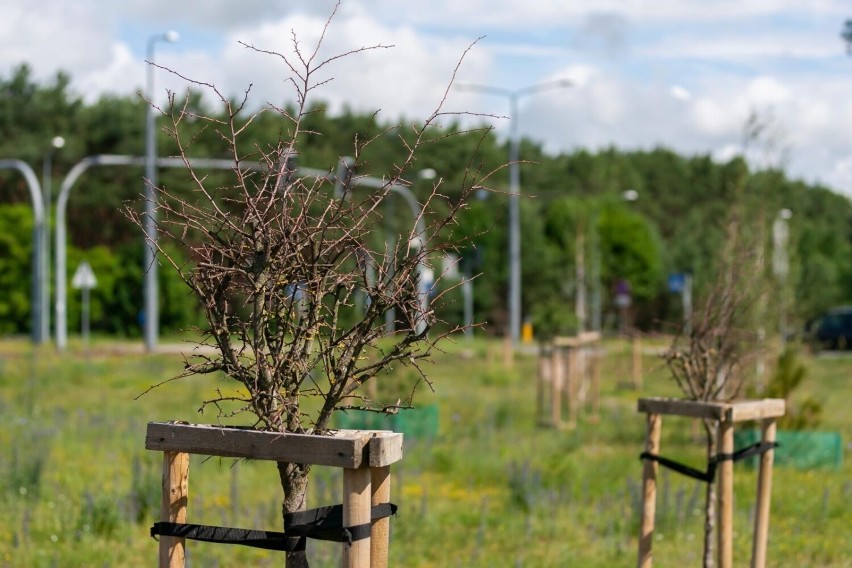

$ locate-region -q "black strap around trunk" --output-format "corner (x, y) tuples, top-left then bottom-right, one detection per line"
(151, 502), (397, 552)
(640, 441), (779, 483)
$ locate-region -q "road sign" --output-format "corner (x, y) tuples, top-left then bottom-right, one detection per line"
(71, 260), (97, 347)
(667, 273), (685, 294)
(71, 260), (97, 289)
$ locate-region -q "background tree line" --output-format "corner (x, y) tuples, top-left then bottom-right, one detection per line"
(1, 63), (850, 338)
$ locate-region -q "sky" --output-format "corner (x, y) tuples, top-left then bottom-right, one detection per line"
(3, 0), (852, 199)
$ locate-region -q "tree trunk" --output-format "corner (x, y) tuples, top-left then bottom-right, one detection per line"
(702, 420), (718, 568)
(278, 461), (311, 568)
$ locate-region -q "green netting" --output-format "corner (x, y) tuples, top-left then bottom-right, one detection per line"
(334, 404), (439, 439)
(734, 429), (843, 470)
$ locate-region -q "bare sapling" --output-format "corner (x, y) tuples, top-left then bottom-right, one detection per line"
(127, 6), (495, 566)
(662, 203), (764, 568)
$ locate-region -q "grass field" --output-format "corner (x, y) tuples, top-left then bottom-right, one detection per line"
(0, 336), (849, 567)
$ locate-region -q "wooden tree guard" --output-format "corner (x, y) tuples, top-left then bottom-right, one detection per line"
(636, 398), (785, 568)
(536, 332), (601, 428)
(146, 422), (404, 568)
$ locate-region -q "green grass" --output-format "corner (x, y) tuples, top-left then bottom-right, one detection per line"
(0, 337), (849, 567)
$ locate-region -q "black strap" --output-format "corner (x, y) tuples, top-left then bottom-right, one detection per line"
(150, 523), (306, 552)
(717, 441), (779, 464)
(639, 451), (716, 483)
(151, 502), (397, 551)
(640, 441), (779, 483)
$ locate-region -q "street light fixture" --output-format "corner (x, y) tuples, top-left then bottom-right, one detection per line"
(144, 30), (179, 352)
(41, 135), (65, 343)
(457, 79), (573, 345)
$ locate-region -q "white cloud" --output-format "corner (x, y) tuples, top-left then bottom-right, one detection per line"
(670, 85), (692, 101)
(745, 76), (792, 106)
(1, 0), (852, 198)
(0, 1), (115, 84)
(76, 43), (140, 102)
(188, 11), (493, 121)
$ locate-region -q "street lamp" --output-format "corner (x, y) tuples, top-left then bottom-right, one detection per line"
(41, 135), (65, 343)
(773, 208), (792, 343)
(0, 160), (44, 344)
(457, 79), (573, 345)
(144, 30), (179, 352)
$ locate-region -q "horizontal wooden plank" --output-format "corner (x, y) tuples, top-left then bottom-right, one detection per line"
(552, 332), (600, 348)
(728, 399), (786, 422)
(637, 398), (786, 422)
(368, 432), (404, 468)
(577, 331), (602, 343)
(638, 397), (728, 420)
(146, 422), (399, 468)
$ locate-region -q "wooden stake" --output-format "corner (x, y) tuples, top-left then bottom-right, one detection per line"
(751, 419), (777, 568)
(503, 336), (513, 369)
(159, 451), (189, 568)
(632, 335), (643, 390)
(537, 348), (550, 421)
(550, 347), (563, 427)
(638, 413), (661, 568)
(566, 346), (579, 428)
(343, 466), (372, 568)
(370, 466), (391, 568)
(589, 344), (601, 422)
(717, 419), (735, 568)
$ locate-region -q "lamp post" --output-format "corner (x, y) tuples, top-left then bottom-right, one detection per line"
(0, 160), (44, 344)
(457, 79), (573, 345)
(144, 30), (179, 352)
(41, 135), (65, 343)
(773, 208), (792, 344)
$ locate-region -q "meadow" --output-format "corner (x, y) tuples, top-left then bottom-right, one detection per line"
(0, 336), (849, 567)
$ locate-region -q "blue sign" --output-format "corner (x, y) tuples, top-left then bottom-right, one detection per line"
(668, 273), (685, 294)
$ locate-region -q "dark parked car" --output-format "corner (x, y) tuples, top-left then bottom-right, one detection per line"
(806, 306), (852, 350)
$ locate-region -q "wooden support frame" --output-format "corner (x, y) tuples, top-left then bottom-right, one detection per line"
(146, 422), (404, 568)
(536, 332), (601, 428)
(636, 398), (785, 568)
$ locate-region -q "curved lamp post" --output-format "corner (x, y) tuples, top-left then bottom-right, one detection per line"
(457, 79), (573, 345)
(144, 30), (179, 352)
(55, 155), (265, 352)
(0, 160), (44, 343)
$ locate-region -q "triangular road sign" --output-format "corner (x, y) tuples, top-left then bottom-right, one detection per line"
(71, 260), (98, 289)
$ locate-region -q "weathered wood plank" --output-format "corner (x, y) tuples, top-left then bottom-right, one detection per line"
(367, 432), (403, 468)
(551, 348), (564, 427)
(637, 398), (785, 422)
(370, 466), (391, 568)
(751, 419), (777, 568)
(717, 419), (735, 568)
(147, 423), (405, 468)
(638, 413), (661, 568)
(638, 398), (729, 420)
(159, 451), (189, 568)
(552, 331), (601, 348)
(343, 467), (372, 567)
(728, 399), (786, 422)
(577, 331), (602, 343)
